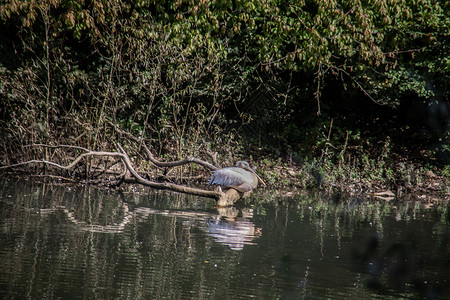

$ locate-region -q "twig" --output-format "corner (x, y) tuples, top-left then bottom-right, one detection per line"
(339, 131), (349, 168)
(24, 144), (90, 152)
(142, 143), (218, 170)
(334, 66), (382, 106)
(314, 64), (322, 116)
(28, 174), (78, 183)
(320, 118), (333, 161)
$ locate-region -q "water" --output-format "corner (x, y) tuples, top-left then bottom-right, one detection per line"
(0, 178), (449, 299)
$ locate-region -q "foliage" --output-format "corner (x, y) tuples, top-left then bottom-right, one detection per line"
(443, 165), (450, 179)
(0, 0), (448, 173)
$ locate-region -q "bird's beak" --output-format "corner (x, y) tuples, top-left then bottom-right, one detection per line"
(255, 173), (266, 186)
(246, 167), (266, 186)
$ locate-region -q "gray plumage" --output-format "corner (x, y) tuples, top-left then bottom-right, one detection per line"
(208, 161), (266, 193)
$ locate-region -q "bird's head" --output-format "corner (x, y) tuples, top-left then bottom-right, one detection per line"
(236, 161), (250, 169)
(236, 161), (266, 186)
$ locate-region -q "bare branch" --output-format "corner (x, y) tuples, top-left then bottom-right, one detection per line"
(24, 144), (90, 152)
(106, 119), (218, 170)
(206, 151), (219, 166)
(141, 143), (218, 171)
(115, 143), (222, 199)
(0, 151), (124, 171)
(1, 142), (242, 206)
(333, 66), (383, 106)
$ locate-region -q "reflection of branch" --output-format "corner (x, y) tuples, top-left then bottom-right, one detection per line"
(62, 203), (261, 251)
(63, 203), (135, 233)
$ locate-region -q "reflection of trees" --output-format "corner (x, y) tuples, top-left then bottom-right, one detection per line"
(0, 179), (448, 299)
(252, 194), (450, 298)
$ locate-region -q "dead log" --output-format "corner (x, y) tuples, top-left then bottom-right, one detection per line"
(217, 189), (242, 207)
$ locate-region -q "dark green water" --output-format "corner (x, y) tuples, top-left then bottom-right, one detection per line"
(0, 178), (449, 299)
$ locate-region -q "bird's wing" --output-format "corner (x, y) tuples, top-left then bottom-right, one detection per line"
(208, 168), (246, 187)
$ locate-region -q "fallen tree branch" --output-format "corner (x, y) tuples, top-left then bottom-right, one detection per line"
(1, 143), (243, 206)
(106, 119), (218, 171)
(0, 150), (122, 171)
(206, 151), (219, 166)
(142, 144), (218, 171)
(116, 143), (223, 199)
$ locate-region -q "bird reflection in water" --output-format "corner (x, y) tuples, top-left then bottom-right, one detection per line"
(61, 200), (262, 250)
(205, 207), (262, 250)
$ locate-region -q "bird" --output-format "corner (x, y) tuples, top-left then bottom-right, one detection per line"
(208, 161), (266, 193)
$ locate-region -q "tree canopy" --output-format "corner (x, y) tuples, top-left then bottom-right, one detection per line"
(1, 0), (448, 163)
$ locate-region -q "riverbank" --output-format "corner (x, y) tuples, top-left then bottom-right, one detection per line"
(255, 157), (449, 201)
(1, 142), (448, 203)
